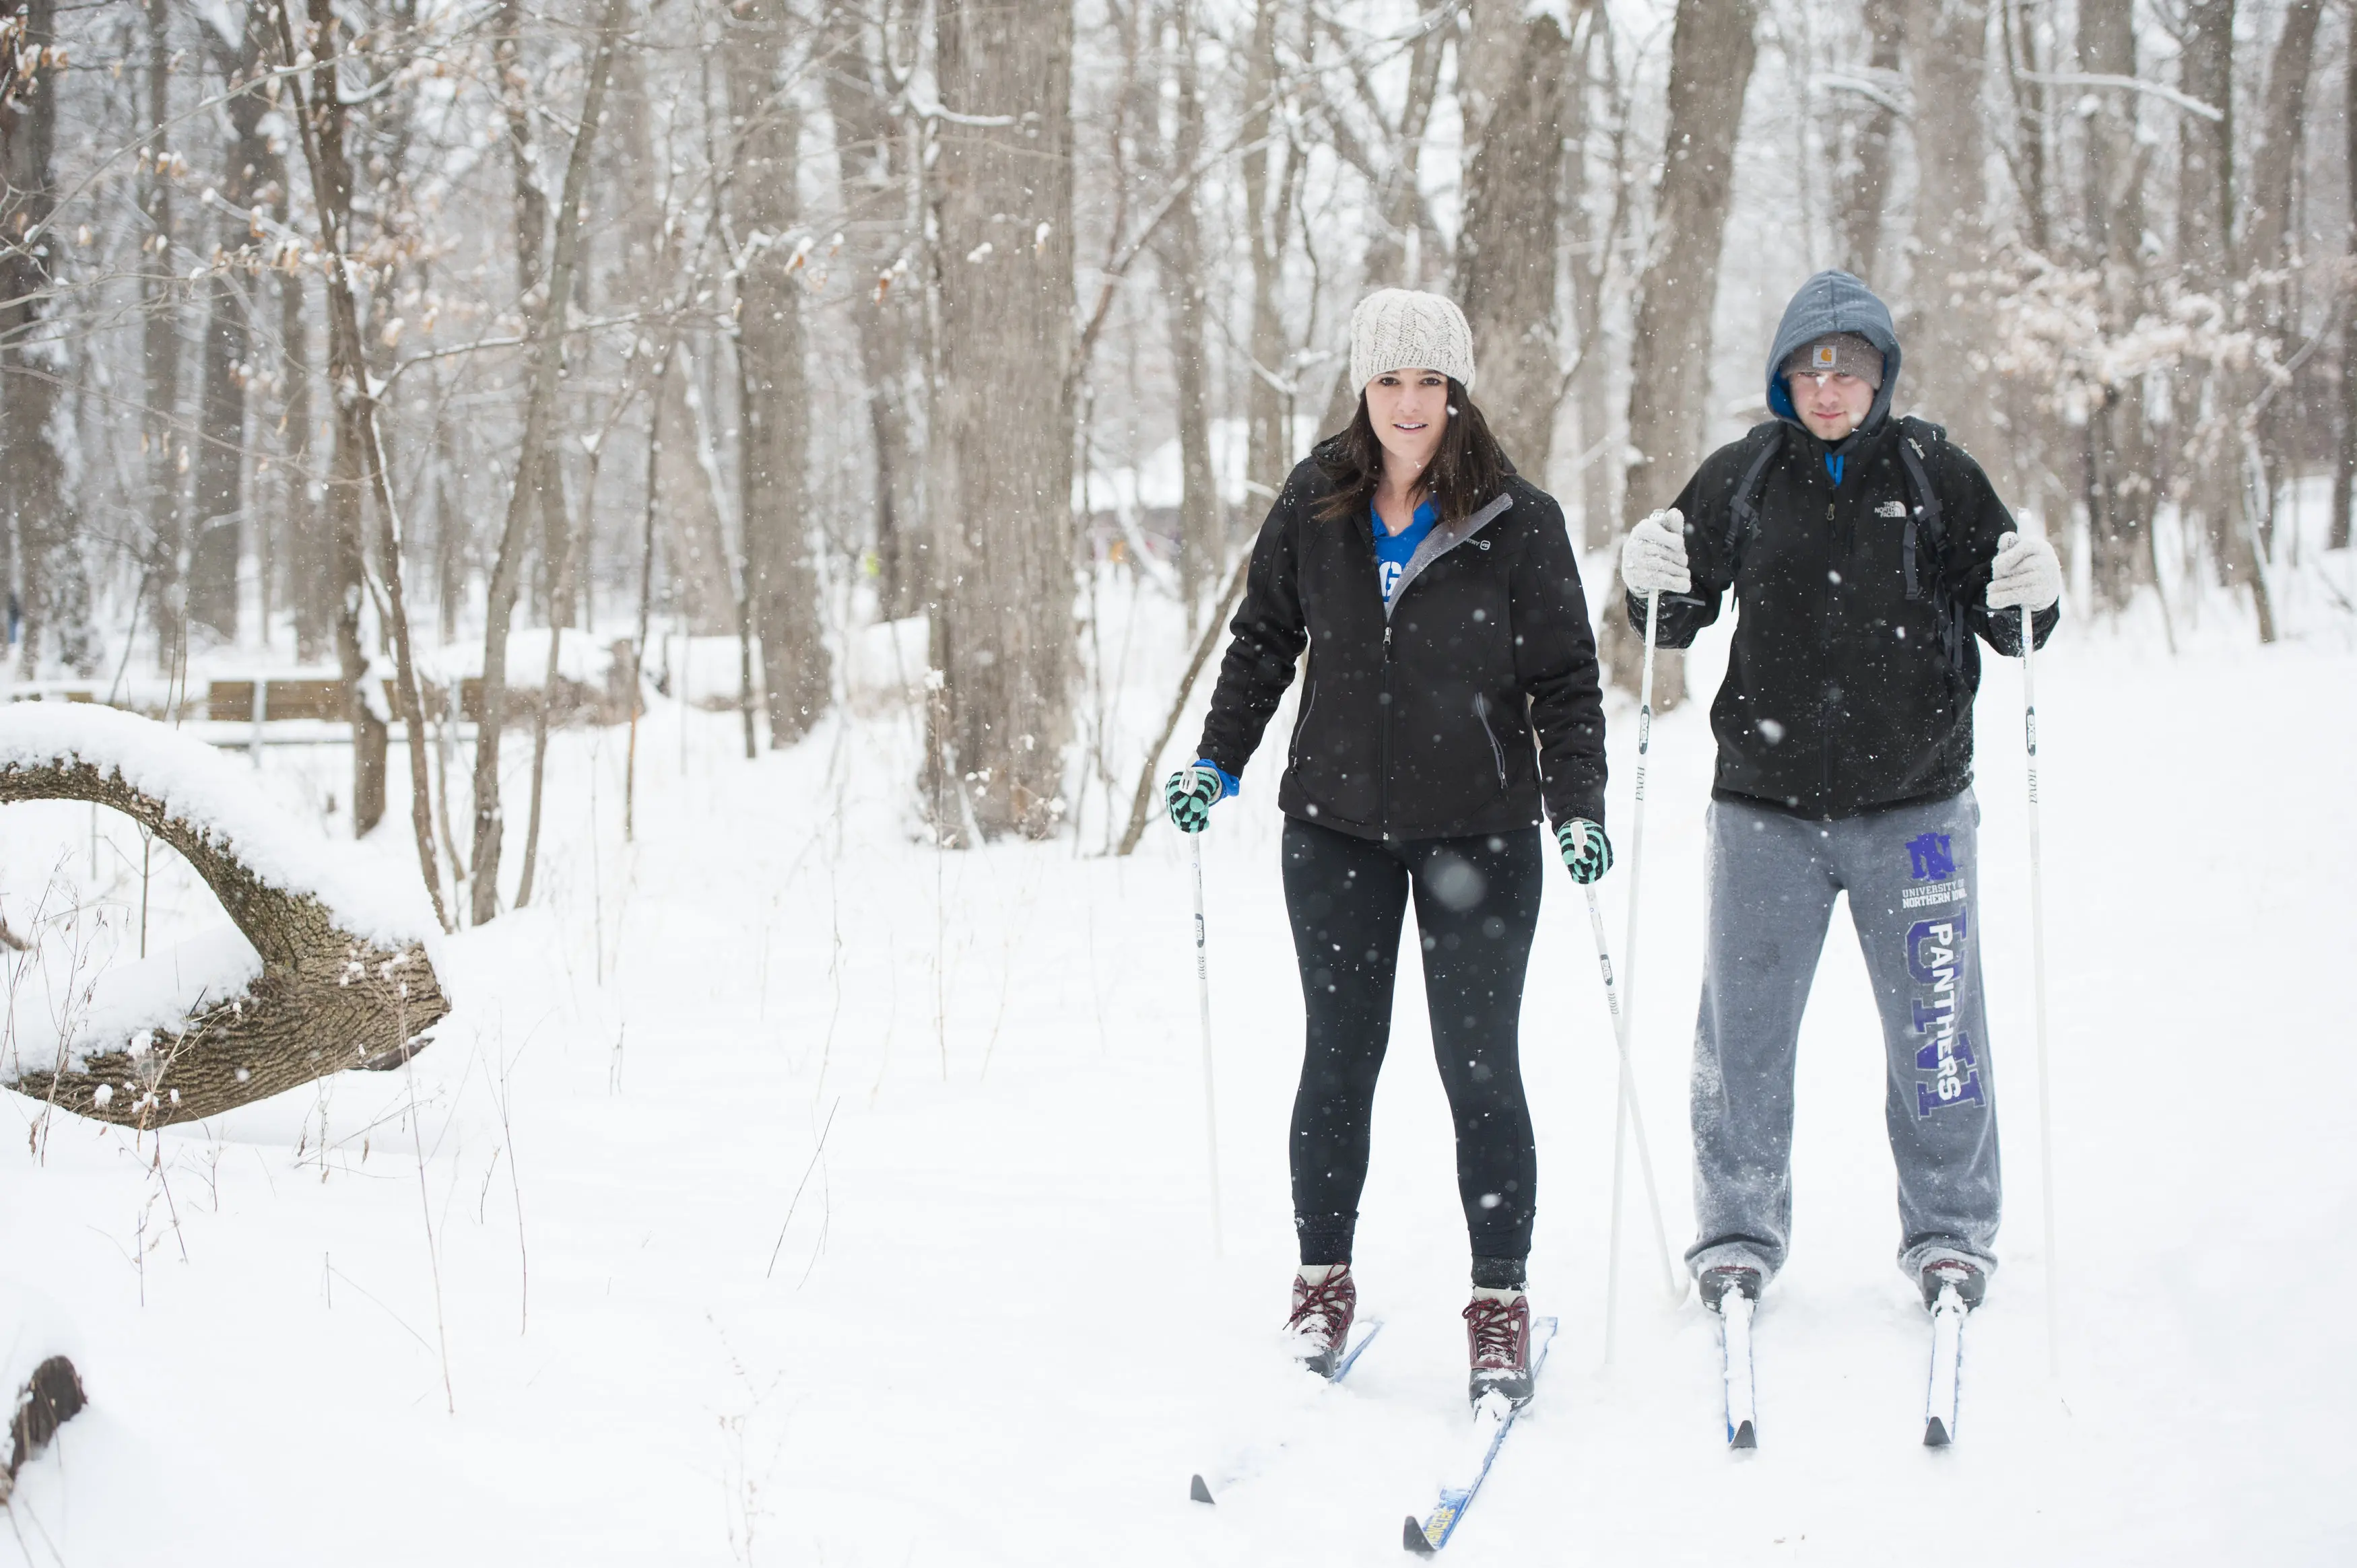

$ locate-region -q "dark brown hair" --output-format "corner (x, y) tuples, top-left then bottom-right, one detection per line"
(1313, 378), (1513, 526)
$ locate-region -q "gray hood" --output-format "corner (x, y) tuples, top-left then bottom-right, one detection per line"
(1766, 269), (1901, 445)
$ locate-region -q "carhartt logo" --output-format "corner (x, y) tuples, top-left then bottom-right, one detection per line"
(1812, 344), (1838, 370)
(1906, 831), (1955, 881)
(1878, 500), (1907, 518)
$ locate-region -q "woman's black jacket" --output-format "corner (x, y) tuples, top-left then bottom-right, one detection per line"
(1194, 443), (1607, 842)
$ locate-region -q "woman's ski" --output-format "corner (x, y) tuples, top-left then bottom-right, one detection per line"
(1189, 1319), (1387, 1505)
(1400, 1316), (1559, 1555)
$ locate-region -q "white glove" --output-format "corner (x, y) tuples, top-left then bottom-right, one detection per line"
(1986, 530), (2061, 612)
(1620, 508), (1690, 595)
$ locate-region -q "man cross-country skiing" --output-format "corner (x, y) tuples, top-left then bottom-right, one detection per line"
(1617, 270), (2061, 1320)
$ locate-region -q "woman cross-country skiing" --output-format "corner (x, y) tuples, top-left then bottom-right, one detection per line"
(1164, 289), (1611, 1408)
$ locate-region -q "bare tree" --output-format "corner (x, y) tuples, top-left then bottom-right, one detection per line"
(469, 0), (630, 922)
(2, 0), (97, 677)
(139, 0), (182, 671)
(2240, 0), (2323, 559)
(1905, 0), (2001, 466)
(2175, 0), (2236, 289)
(1836, 5), (1902, 282)
(1564, 1), (1625, 550)
(1457, 0), (1572, 478)
(2078, 0), (2158, 610)
(1239, 0), (1296, 504)
(1158, 0), (1223, 615)
(822, 4), (927, 620)
(2337, 22), (2355, 554)
(1613, 0), (1759, 709)
(187, 4), (278, 644)
(927, 0), (1077, 840)
(729, 0), (830, 747)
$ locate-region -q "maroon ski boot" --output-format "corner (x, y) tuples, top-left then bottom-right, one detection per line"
(1284, 1265), (1358, 1379)
(1464, 1291), (1535, 1408)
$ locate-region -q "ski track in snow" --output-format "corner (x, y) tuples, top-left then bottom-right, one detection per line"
(0, 614), (2352, 1565)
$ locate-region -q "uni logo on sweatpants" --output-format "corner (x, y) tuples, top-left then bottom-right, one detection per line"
(1907, 909), (1985, 1118)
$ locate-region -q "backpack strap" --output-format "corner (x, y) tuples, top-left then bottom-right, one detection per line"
(1894, 417), (1968, 666)
(1894, 417), (1946, 603)
(1721, 423), (1786, 581)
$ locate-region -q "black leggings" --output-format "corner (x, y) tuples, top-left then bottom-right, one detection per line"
(1282, 815), (1543, 1287)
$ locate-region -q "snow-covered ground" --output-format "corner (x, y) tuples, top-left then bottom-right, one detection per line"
(2, 559), (2354, 1565)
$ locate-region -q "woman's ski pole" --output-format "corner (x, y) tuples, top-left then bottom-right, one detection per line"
(1582, 885), (1680, 1361)
(1190, 829), (1226, 1259)
(2022, 605), (2057, 1375)
(1599, 586), (1682, 1359)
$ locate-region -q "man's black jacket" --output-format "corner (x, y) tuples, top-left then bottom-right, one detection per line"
(1630, 416), (2059, 821)
(1197, 444), (1606, 841)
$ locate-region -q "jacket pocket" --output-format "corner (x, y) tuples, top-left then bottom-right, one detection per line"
(1288, 680), (1318, 771)
(1474, 692), (1508, 790)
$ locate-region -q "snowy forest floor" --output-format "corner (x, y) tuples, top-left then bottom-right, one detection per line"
(3, 566), (2355, 1565)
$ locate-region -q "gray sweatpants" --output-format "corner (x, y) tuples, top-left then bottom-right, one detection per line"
(1686, 789), (2000, 1289)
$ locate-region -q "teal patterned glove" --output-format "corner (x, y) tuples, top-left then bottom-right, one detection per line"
(1164, 760), (1236, 833)
(1555, 818), (1614, 883)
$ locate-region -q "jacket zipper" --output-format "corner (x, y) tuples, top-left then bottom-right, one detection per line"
(1475, 692), (1507, 789)
(1379, 623), (1394, 838)
(1290, 680), (1317, 770)
(1820, 489), (1838, 806)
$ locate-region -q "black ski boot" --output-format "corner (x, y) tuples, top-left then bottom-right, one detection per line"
(1699, 1264), (1762, 1314)
(1919, 1255), (1987, 1311)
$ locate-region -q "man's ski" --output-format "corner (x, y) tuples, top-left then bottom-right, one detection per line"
(1721, 1295), (1758, 1450)
(1189, 1319), (1385, 1504)
(1400, 1316), (1558, 1555)
(1923, 1285), (1967, 1446)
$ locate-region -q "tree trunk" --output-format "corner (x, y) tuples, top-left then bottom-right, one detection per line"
(283, 269), (327, 660)
(1, 0), (94, 679)
(1158, 0), (1222, 617)
(1458, 3), (1570, 480)
(141, 0), (184, 673)
(1317, 11), (1449, 440)
(729, 0), (829, 747)
(1239, 0), (1292, 504)
(494, 0), (574, 634)
(2239, 0), (2321, 280)
(2079, 0), (2156, 612)
(284, 0), (388, 835)
(2336, 27), (2356, 554)
(467, 0), (627, 922)
(188, 9), (277, 646)
(927, 0), (1077, 840)
(1906, 0), (2002, 465)
(1838, 5), (1902, 282)
(2243, 0), (2322, 557)
(822, 5), (926, 620)
(2177, 0), (2236, 287)
(1613, 0), (1758, 709)
(0, 720), (449, 1128)
(1564, 2), (1618, 550)
(2174, 0), (2238, 581)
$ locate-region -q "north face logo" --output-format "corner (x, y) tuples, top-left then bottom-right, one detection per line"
(1878, 500), (1907, 518)
(1906, 832), (1955, 881)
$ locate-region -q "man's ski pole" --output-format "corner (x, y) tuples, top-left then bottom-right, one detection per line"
(2022, 604), (2057, 1375)
(1582, 885), (1680, 1359)
(1190, 830), (1226, 1259)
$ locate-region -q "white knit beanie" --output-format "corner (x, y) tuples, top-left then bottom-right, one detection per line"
(1350, 288), (1477, 395)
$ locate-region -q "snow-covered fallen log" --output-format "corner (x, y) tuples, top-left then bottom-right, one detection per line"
(0, 705), (449, 1128)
